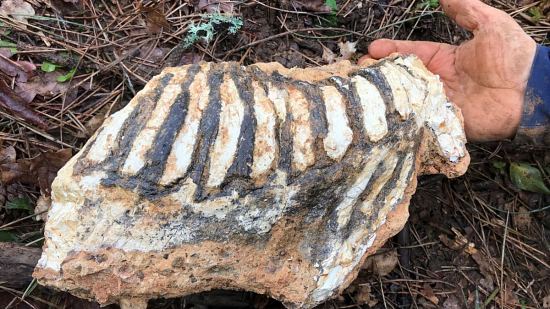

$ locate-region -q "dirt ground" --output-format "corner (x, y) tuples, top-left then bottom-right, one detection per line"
(0, 0), (549, 308)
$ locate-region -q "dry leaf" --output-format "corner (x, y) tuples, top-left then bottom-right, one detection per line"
(513, 206), (531, 231)
(34, 194), (51, 221)
(321, 46), (336, 64)
(0, 148), (72, 195)
(0, 53), (35, 83)
(354, 284), (378, 307)
(543, 294), (550, 308)
(138, 3), (170, 33)
(442, 296), (461, 309)
(15, 71), (71, 103)
(0, 0), (35, 28)
(197, 0), (235, 13)
(45, 0), (83, 16)
(338, 41), (357, 61)
(0, 146), (16, 164)
(0, 148), (31, 185)
(362, 249), (398, 276)
(30, 148), (72, 195)
(0, 79), (48, 129)
(421, 284), (439, 305)
(288, 0), (331, 12)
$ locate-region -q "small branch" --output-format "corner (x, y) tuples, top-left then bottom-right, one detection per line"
(0, 243), (42, 288)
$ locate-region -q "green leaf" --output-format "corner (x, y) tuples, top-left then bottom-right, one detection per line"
(510, 162), (550, 194)
(0, 39), (17, 53)
(325, 0), (337, 11)
(529, 7), (543, 23)
(418, 0), (439, 9)
(56, 68), (76, 82)
(5, 197), (31, 211)
(492, 161), (506, 174)
(40, 61), (57, 73)
(0, 231), (17, 242)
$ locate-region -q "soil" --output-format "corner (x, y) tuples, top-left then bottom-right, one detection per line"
(0, 0), (548, 308)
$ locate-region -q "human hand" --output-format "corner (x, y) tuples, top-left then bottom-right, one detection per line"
(359, 0), (537, 142)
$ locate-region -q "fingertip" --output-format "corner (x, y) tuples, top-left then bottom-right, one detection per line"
(368, 39), (396, 59)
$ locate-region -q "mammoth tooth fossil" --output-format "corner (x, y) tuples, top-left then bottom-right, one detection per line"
(33, 55), (469, 309)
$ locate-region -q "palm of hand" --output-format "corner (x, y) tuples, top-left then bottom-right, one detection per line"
(361, 0), (537, 142)
(424, 25), (535, 141)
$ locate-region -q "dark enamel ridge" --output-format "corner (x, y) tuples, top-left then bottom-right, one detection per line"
(225, 65), (257, 180)
(190, 65), (225, 201)
(141, 64), (201, 185)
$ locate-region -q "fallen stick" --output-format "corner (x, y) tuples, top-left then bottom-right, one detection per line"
(0, 243), (41, 288)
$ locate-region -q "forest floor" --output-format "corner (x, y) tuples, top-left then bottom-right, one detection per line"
(0, 0), (549, 308)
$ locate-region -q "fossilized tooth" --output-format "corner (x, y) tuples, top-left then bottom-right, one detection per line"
(33, 55), (469, 309)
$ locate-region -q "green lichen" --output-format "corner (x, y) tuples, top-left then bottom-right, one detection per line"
(183, 13), (243, 48)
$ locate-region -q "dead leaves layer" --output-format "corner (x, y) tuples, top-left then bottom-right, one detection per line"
(0, 146), (72, 195)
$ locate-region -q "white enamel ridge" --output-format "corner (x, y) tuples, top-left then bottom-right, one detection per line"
(267, 83), (288, 121)
(352, 75), (388, 142)
(122, 71), (187, 174)
(359, 155), (399, 217)
(251, 81), (277, 179)
(160, 64), (210, 185)
(378, 64), (411, 119)
(334, 146), (389, 228)
(321, 86), (353, 160)
(206, 76), (245, 187)
(86, 74), (166, 163)
(288, 87), (315, 171)
(394, 57), (466, 162)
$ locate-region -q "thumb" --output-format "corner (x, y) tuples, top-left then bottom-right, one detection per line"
(368, 39), (452, 66)
(441, 0), (505, 32)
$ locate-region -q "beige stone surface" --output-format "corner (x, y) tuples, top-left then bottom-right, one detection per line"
(34, 55), (469, 308)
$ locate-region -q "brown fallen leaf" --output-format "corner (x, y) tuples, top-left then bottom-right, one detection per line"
(442, 295), (461, 309)
(45, 0), (84, 16)
(421, 284), (439, 305)
(354, 284), (378, 307)
(138, 2), (170, 34)
(362, 249), (399, 276)
(287, 0), (331, 12)
(321, 45), (336, 64)
(543, 294), (550, 308)
(513, 206), (532, 231)
(0, 146), (16, 164)
(0, 53), (35, 83)
(0, 148), (72, 195)
(30, 148), (73, 195)
(15, 70), (71, 103)
(0, 79), (48, 129)
(197, 0), (235, 13)
(0, 0), (35, 28)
